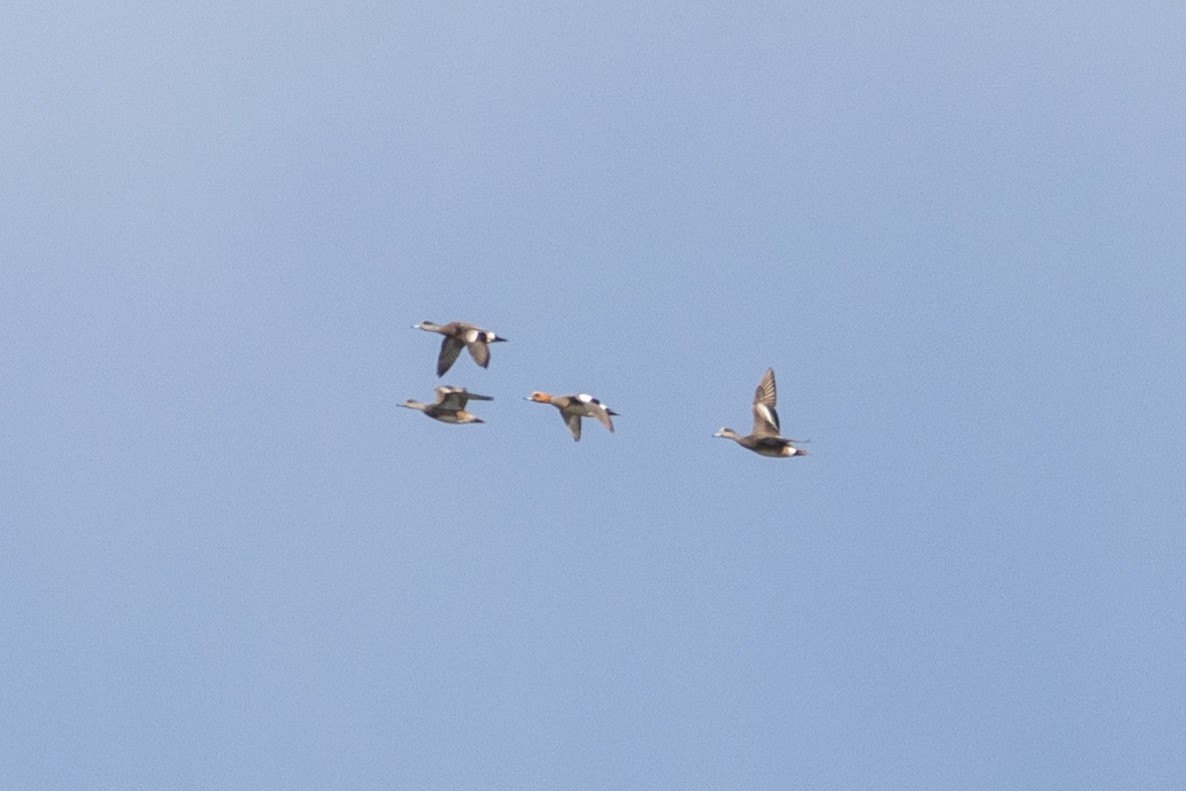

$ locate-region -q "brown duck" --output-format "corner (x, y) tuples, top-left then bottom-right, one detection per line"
(399, 385), (493, 424)
(526, 391), (619, 442)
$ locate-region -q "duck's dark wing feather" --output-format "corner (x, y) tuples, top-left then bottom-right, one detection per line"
(436, 337), (464, 376)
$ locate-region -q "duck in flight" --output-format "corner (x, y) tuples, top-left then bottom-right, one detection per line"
(399, 385), (493, 424)
(714, 368), (808, 458)
(526, 391), (619, 441)
(413, 321), (507, 377)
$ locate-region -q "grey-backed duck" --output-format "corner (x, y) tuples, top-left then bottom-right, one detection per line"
(526, 391), (619, 442)
(399, 385), (493, 424)
(413, 320), (507, 377)
(714, 368), (808, 458)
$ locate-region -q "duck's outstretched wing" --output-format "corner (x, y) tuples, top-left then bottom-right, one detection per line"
(436, 386), (494, 410)
(466, 339), (491, 368)
(436, 337), (465, 376)
(587, 402), (615, 432)
(750, 368), (781, 437)
(563, 412), (582, 441)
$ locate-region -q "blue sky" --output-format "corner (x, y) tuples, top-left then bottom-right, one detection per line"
(3, 3), (1184, 788)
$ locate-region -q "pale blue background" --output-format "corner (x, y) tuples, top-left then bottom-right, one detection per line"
(3, 3), (1184, 789)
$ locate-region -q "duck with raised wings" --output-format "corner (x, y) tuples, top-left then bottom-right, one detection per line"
(714, 368), (808, 457)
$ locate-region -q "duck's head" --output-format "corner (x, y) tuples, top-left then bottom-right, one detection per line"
(714, 427), (738, 439)
(398, 399), (424, 410)
(526, 391), (554, 404)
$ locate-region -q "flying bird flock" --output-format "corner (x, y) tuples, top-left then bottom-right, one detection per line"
(404, 319), (809, 457)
